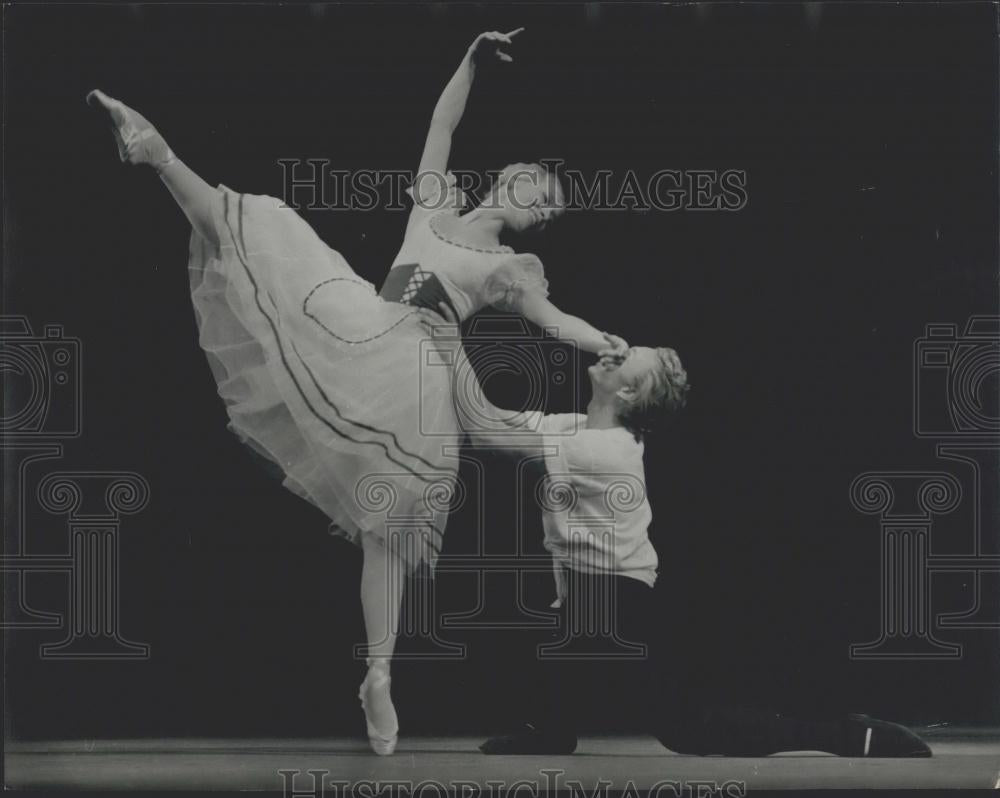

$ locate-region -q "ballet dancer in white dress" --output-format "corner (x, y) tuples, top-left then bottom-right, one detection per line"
(88, 29), (627, 755)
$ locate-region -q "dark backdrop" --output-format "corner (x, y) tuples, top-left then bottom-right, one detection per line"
(4, 2), (998, 740)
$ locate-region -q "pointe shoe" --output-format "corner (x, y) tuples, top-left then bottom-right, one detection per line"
(86, 89), (176, 172)
(359, 662), (398, 756)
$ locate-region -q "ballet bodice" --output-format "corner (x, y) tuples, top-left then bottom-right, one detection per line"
(380, 172), (549, 322)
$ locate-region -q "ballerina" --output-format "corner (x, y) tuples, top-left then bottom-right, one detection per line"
(87, 29), (627, 756)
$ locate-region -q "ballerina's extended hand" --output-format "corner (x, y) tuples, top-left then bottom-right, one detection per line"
(598, 333), (630, 367)
(467, 27), (525, 64)
(426, 303), (629, 376)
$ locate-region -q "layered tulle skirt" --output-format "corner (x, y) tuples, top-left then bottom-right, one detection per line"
(188, 186), (459, 569)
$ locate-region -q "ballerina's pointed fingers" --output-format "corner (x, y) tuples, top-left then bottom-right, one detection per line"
(496, 51), (513, 63)
(437, 302), (459, 325)
(417, 309), (436, 334)
(418, 308), (442, 330)
(505, 27), (525, 38)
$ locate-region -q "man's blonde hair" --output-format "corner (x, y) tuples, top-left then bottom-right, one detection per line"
(619, 347), (690, 441)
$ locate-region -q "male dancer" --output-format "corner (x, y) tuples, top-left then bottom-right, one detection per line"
(429, 304), (931, 758)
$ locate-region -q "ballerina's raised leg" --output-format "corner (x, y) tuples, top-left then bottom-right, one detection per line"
(88, 89), (404, 756)
(87, 89), (219, 251)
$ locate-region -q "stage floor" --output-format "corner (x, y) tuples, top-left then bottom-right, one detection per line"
(6, 728), (999, 791)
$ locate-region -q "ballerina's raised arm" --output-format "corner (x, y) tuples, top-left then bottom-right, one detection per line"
(417, 30), (522, 175)
(405, 28), (524, 235)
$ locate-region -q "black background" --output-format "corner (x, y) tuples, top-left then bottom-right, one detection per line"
(4, 2), (998, 740)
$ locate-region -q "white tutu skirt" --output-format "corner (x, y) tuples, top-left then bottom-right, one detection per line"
(188, 186), (460, 570)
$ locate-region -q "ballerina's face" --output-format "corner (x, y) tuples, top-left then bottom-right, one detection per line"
(489, 163), (565, 234)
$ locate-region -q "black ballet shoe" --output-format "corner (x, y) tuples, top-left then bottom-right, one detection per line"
(86, 89), (176, 172)
(479, 724), (577, 755)
(844, 714), (932, 758)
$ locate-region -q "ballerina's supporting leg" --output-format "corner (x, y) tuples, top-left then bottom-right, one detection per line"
(360, 531), (407, 662)
(358, 531), (406, 754)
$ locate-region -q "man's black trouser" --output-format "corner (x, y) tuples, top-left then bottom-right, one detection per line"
(529, 568), (845, 756)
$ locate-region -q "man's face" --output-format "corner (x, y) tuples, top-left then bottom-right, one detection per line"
(587, 346), (661, 400)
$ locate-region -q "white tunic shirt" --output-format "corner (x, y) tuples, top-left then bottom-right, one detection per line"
(527, 412), (659, 595)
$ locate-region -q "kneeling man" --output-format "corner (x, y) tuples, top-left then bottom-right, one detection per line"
(430, 305), (930, 758)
